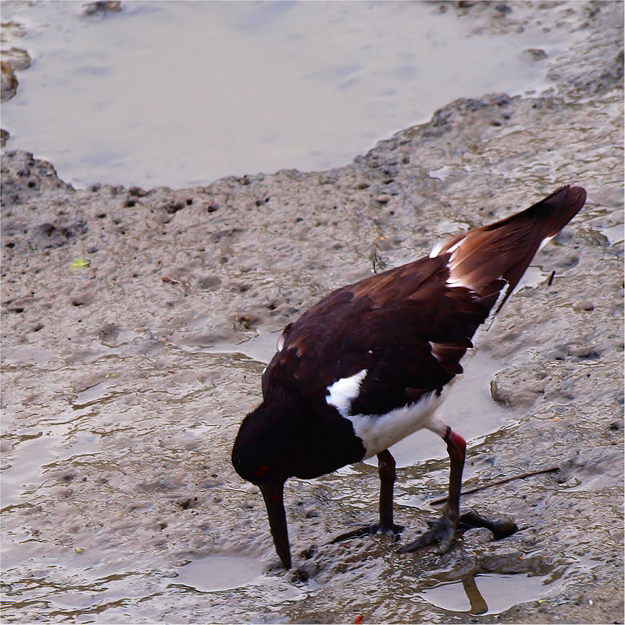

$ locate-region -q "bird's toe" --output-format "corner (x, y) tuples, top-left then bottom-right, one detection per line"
(398, 515), (456, 554)
(458, 510), (518, 540)
(332, 522), (404, 544)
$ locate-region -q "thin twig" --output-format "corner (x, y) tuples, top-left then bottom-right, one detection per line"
(430, 466), (560, 506)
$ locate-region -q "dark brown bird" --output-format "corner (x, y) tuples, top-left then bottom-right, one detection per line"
(232, 185), (586, 569)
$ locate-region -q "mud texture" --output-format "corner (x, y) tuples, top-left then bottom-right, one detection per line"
(2, 1), (624, 623)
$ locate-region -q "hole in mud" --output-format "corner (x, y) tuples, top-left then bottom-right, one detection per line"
(171, 555), (263, 592)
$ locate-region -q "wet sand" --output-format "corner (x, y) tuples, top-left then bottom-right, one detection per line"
(1, 1), (623, 623)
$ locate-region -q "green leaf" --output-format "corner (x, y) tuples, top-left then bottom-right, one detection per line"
(69, 258), (90, 269)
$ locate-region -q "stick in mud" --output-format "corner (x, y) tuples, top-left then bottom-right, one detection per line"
(430, 466), (560, 506)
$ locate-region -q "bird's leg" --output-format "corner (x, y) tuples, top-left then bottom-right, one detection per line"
(377, 449), (404, 534)
(444, 426), (466, 532)
(399, 426), (465, 553)
(331, 449), (403, 543)
(399, 428), (518, 554)
(377, 448), (396, 530)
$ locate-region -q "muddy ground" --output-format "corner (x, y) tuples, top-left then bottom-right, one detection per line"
(1, 1), (624, 623)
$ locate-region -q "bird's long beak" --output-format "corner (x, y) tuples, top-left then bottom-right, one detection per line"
(259, 480), (291, 569)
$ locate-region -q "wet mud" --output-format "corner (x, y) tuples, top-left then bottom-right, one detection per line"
(1, 1), (624, 623)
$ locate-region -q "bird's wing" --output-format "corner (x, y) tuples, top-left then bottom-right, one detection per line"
(262, 254), (486, 415)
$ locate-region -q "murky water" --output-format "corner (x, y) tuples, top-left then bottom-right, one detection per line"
(1, 1), (578, 188)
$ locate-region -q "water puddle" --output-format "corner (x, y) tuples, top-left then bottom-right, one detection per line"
(171, 555), (263, 592)
(595, 222), (624, 246)
(1, 428), (101, 509)
(72, 379), (118, 408)
(418, 554), (601, 616)
(1, 1), (578, 188)
(205, 328), (281, 365)
(420, 571), (558, 615)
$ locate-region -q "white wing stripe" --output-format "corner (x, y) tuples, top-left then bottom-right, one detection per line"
(326, 370), (368, 416)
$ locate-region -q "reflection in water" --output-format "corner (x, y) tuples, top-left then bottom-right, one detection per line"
(462, 574), (488, 615)
(419, 568), (568, 616)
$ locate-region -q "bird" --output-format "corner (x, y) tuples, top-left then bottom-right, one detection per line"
(232, 185), (586, 570)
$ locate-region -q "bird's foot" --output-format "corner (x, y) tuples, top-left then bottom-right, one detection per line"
(398, 513), (457, 554)
(398, 510), (518, 554)
(458, 510), (518, 540)
(332, 522), (404, 544)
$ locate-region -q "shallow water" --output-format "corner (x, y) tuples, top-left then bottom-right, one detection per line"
(2, 0), (577, 188)
(173, 554), (265, 592)
(420, 570), (560, 615)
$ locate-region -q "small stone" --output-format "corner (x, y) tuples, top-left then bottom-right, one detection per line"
(82, 1), (122, 15)
(574, 300), (594, 312)
(522, 49), (548, 62)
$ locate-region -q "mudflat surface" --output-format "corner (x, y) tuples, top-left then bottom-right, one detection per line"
(1, 1), (623, 623)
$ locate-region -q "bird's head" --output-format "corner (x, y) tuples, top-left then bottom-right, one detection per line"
(231, 390), (365, 569)
(231, 397), (297, 485)
(232, 398), (297, 569)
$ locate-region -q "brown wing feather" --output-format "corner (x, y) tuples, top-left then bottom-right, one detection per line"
(438, 185), (586, 311)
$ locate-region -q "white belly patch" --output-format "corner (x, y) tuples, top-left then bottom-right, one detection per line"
(326, 370), (448, 459)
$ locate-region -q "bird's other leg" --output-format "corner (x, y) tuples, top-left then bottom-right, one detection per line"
(331, 449), (403, 543)
(377, 449), (403, 534)
(399, 426), (465, 553)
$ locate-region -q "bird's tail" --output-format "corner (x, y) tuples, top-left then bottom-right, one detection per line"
(432, 185), (586, 313)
